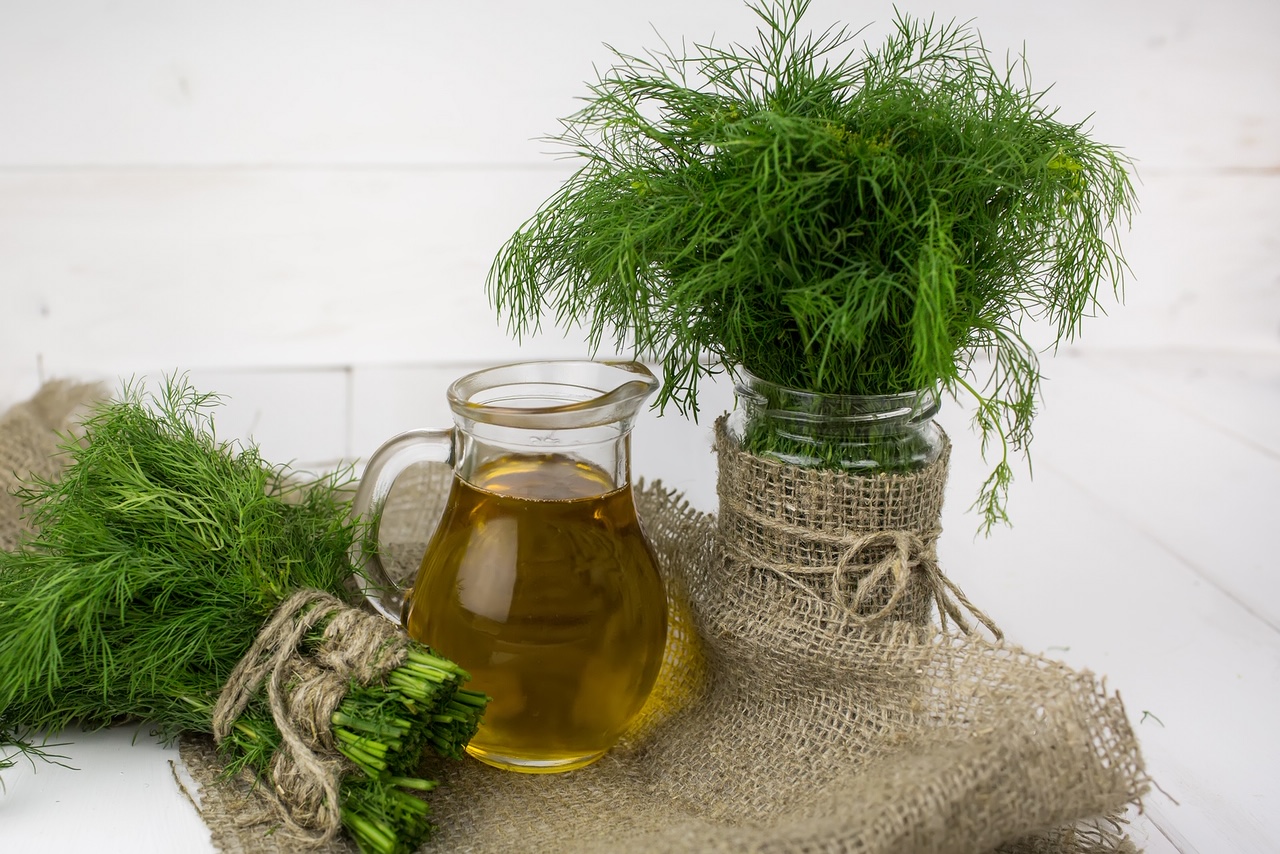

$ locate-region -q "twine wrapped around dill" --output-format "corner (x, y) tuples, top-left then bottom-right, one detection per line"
(211, 589), (410, 846)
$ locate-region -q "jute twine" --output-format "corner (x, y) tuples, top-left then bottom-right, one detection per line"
(0, 383), (1149, 853)
(210, 588), (411, 847)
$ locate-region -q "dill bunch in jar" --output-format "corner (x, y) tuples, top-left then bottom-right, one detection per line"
(488, 0), (1137, 532)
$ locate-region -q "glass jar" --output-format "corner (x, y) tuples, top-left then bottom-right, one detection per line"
(724, 368), (945, 472)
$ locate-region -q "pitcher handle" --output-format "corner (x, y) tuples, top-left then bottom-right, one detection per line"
(349, 427), (455, 623)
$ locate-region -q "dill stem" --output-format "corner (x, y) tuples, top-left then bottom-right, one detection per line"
(388, 776), (438, 792)
(334, 728), (393, 756)
(388, 789), (433, 814)
(344, 812), (397, 854)
(330, 711), (407, 739)
(398, 665), (448, 685)
(337, 741), (388, 772)
(386, 671), (435, 701)
(451, 689), (489, 708)
(406, 648), (467, 675)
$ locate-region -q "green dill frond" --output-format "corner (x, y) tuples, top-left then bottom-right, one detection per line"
(487, 0), (1136, 531)
(0, 375), (357, 736)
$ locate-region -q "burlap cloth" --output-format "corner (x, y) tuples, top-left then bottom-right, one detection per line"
(0, 379), (104, 552)
(1, 382), (1149, 853)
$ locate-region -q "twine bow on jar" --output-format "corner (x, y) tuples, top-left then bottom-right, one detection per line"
(724, 525), (1001, 638)
(827, 529), (1002, 638)
(713, 415), (999, 637)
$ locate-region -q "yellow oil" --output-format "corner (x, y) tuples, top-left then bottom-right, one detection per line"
(403, 454), (667, 772)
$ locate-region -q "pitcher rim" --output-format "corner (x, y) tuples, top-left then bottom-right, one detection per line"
(447, 359), (658, 430)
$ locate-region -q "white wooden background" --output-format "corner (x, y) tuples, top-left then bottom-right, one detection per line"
(2, 1), (1278, 852)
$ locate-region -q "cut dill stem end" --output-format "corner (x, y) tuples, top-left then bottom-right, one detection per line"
(341, 776), (439, 854)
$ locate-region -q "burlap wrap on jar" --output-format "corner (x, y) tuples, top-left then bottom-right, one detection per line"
(715, 415), (999, 636)
(0, 383), (1149, 854)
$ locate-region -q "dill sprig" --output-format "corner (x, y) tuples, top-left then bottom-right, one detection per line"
(0, 376), (487, 854)
(487, 0), (1136, 531)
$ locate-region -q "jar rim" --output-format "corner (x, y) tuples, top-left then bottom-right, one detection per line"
(732, 366), (941, 421)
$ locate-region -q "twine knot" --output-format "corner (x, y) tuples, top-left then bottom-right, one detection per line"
(211, 589), (409, 845)
(830, 529), (1002, 638)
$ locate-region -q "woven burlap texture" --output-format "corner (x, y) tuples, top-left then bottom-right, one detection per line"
(0, 382), (1148, 852)
(714, 417), (1000, 638)
(0, 379), (104, 552)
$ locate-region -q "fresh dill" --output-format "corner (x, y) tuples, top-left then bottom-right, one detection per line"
(0, 376), (486, 854)
(487, 0), (1136, 531)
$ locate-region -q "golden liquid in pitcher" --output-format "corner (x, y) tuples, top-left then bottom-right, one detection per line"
(403, 453), (667, 773)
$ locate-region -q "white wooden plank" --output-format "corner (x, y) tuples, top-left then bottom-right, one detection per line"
(0, 0), (757, 167)
(936, 357), (1280, 854)
(0, 167), (602, 409)
(631, 370), (736, 515)
(1098, 349), (1280, 461)
(6, 168), (1277, 416)
(1068, 172), (1280, 356)
(1, 0), (1272, 170)
(1029, 351), (1278, 629)
(1122, 805), (1184, 854)
(5, 366), (351, 472)
(938, 474), (1280, 853)
(0, 726), (212, 852)
(349, 363), (473, 466)
(179, 366), (351, 470)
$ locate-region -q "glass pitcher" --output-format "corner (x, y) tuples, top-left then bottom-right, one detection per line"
(350, 360), (668, 773)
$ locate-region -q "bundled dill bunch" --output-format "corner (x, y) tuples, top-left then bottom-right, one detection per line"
(487, 0), (1137, 529)
(0, 377), (487, 854)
